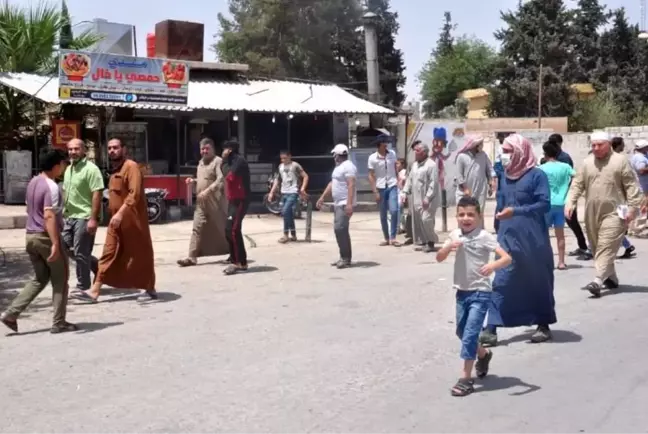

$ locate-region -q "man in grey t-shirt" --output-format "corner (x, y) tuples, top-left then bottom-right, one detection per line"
(1, 148), (77, 334)
(268, 150), (310, 243)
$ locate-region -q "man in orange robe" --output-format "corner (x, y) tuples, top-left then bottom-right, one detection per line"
(73, 138), (157, 303)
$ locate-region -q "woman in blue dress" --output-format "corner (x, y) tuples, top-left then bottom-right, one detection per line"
(480, 134), (555, 346)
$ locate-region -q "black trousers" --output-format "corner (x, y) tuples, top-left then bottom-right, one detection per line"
(226, 199), (249, 266)
(566, 207), (588, 251)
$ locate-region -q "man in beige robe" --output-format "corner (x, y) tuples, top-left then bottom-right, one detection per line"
(566, 131), (643, 297)
(177, 138), (229, 266)
(400, 141), (440, 253)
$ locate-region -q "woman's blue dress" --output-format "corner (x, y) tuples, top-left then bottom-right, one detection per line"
(488, 168), (556, 328)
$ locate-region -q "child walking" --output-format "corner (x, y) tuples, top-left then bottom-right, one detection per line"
(436, 196), (512, 397)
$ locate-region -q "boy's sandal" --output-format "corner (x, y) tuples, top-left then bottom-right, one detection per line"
(177, 258), (197, 267)
(450, 378), (475, 397)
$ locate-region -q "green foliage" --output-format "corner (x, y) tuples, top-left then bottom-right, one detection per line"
(0, 1), (101, 132)
(213, 0), (406, 106)
(570, 92), (625, 131)
(419, 34), (498, 117)
(59, 0), (72, 50)
(487, 0), (575, 118)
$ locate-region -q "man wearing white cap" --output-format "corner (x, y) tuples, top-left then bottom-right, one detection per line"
(566, 131), (644, 297)
(400, 140), (440, 252)
(317, 144), (357, 268)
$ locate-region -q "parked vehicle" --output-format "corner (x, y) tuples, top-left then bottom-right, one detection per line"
(263, 172), (308, 218)
(102, 188), (168, 224)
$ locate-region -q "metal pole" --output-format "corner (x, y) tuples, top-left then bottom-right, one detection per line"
(362, 12), (380, 103)
(132, 25), (138, 56)
(305, 200), (313, 242)
(441, 190), (447, 232)
(175, 115), (181, 207)
(538, 64), (543, 130)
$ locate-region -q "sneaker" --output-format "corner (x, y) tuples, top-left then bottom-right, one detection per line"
(137, 290), (158, 302)
(50, 322), (78, 334)
(569, 248), (586, 257)
(530, 325), (552, 343)
(335, 259), (351, 269)
(479, 330), (498, 347)
(619, 246), (636, 259)
(278, 235), (290, 244)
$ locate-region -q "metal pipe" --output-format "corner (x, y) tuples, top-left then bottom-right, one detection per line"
(362, 12), (380, 103)
(305, 200), (313, 242)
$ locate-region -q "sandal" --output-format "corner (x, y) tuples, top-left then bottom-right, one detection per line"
(475, 350), (493, 378)
(583, 282), (602, 297)
(177, 258), (197, 267)
(450, 378), (475, 397)
(379, 241), (390, 246)
(70, 291), (99, 304)
(278, 236), (290, 244)
(391, 240), (402, 247)
(556, 264), (567, 271)
(603, 278), (619, 289)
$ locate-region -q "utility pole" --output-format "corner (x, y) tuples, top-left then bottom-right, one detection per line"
(362, 12), (380, 104)
(537, 64), (543, 131)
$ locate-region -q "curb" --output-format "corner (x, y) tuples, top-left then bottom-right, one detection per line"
(0, 215), (27, 230)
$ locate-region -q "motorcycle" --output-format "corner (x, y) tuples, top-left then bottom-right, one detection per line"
(263, 172), (308, 219)
(102, 187), (168, 224)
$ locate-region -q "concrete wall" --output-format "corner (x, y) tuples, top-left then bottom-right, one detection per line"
(561, 125), (648, 169)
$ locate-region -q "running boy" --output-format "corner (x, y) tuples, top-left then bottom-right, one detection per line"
(436, 196), (512, 397)
(540, 140), (575, 270)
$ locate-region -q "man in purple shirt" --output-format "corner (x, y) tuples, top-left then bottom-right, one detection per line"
(0, 148), (77, 334)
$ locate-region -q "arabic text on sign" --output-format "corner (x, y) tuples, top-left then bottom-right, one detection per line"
(91, 68), (160, 83)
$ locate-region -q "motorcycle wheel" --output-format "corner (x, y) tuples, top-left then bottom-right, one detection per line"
(148, 201), (163, 224)
(264, 194), (282, 215)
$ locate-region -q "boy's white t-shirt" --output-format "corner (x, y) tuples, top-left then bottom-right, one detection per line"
(443, 228), (500, 292)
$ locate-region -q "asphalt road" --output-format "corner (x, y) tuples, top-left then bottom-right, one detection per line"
(0, 224), (647, 433)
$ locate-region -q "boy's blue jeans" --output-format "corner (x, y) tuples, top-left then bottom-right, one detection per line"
(456, 290), (491, 360)
(379, 185), (399, 241)
(281, 193), (299, 233)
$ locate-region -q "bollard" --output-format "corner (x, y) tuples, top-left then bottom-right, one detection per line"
(305, 200), (313, 242)
(441, 189), (448, 232)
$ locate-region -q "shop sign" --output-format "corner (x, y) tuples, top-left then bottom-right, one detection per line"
(52, 120), (81, 149)
(58, 50), (189, 106)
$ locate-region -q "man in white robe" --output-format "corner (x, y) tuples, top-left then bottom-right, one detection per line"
(455, 135), (495, 220)
(400, 141), (440, 253)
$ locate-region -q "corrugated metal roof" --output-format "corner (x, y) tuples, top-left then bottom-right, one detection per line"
(0, 72), (393, 114)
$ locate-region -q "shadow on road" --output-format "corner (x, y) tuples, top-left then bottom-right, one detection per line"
(245, 265), (279, 274)
(350, 261), (380, 269)
(598, 284), (648, 298)
(498, 329), (583, 346)
(477, 375), (541, 396)
(79, 291), (182, 305)
(8, 321), (124, 337)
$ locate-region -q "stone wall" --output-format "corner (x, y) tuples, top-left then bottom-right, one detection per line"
(561, 126), (648, 169)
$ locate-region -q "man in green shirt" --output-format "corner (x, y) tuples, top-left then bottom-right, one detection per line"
(62, 139), (104, 291)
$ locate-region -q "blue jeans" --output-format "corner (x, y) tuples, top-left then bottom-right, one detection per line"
(456, 290), (491, 360)
(622, 236), (631, 249)
(281, 193), (299, 233)
(379, 185), (399, 240)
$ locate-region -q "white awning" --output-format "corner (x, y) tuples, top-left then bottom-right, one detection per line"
(0, 72), (393, 114)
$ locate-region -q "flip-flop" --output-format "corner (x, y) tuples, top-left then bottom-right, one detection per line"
(557, 264), (567, 270)
(70, 291), (98, 304)
(223, 264), (240, 275)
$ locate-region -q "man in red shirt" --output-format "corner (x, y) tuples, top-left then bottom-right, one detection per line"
(222, 140), (251, 275)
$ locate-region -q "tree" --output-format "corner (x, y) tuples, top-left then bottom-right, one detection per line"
(0, 1), (100, 132)
(419, 36), (498, 117)
(435, 11), (454, 58)
(593, 8), (648, 114)
(213, 0), (406, 106)
(570, 0), (608, 83)
(59, 0), (73, 50)
(487, 0), (575, 117)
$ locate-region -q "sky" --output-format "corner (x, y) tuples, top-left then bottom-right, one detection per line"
(12, 0), (642, 101)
